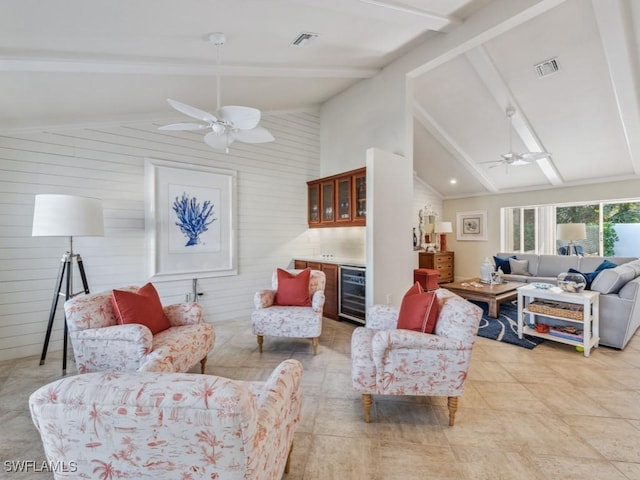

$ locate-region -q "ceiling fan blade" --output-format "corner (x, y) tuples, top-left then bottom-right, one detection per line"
(204, 131), (234, 150)
(167, 99), (217, 123)
(218, 106), (261, 130)
(232, 126), (275, 144)
(158, 122), (209, 131)
(520, 151), (551, 161)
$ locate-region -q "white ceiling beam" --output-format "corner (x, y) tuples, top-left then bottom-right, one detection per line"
(0, 56), (379, 79)
(413, 102), (500, 193)
(288, 0), (458, 30)
(592, 0), (640, 175)
(465, 46), (564, 186)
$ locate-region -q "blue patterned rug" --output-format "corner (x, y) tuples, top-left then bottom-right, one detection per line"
(472, 300), (544, 349)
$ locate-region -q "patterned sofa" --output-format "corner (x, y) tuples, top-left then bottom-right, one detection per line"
(64, 286), (215, 373)
(29, 359), (303, 479)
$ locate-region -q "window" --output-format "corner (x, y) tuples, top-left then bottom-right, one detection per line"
(502, 200), (640, 257)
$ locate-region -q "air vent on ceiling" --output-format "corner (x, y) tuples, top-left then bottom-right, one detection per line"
(534, 57), (560, 78)
(291, 32), (319, 47)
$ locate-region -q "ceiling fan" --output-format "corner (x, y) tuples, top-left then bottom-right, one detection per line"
(159, 32), (274, 152)
(480, 106), (550, 169)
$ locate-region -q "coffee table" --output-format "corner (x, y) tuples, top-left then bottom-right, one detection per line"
(442, 277), (525, 318)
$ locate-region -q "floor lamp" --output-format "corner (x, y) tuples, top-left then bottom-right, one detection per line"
(32, 194), (104, 375)
(556, 223), (586, 255)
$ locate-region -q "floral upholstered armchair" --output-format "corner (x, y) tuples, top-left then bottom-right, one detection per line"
(29, 359), (303, 480)
(64, 285), (215, 374)
(252, 269), (326, 355)
(351, 288), (482, 426)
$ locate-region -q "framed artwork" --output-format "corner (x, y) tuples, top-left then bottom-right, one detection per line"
(145, 158), (237, 281)
(456, 210), (487, 241)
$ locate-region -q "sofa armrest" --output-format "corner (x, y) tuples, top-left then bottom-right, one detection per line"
(372, 329), (468, 359)
(72, 323), (152, 346)
(163, 302), (202, 326)
(311, 290), (325, 312)
(254, 290), (275, 309)
(365, 305), (399, 330)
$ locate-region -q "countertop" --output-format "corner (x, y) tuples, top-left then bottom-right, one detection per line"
(294, 256), (366, 267)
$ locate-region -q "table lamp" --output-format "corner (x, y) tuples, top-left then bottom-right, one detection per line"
(556, 223), (586, 255)
(435, 221), (453, 252)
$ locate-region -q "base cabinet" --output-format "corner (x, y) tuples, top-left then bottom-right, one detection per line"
(293, 260), (338, 320)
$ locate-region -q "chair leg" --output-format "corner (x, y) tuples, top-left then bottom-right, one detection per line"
(362, 394), (372, 423)
(312, 337), (319, 355)
(447, 396), (458, 426)
(284, 442), (293, 474)
(200, 356), (207, 374)
(257, 335), (263, 353)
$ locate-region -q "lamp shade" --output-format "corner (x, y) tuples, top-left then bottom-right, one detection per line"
(32, 194), (104, 237)
(556, 223), (586, 241)
(434, 221), (453, 234)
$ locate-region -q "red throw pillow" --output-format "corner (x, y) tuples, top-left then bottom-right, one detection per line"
(396, 282), (440, 334)
(111, 283), (171, 335)
(274, 268), (312, 306)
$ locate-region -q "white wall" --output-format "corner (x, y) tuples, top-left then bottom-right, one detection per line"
(443, 178), (640, 280)
(0, 111), (321, 362)
(366, 148), (414, 307)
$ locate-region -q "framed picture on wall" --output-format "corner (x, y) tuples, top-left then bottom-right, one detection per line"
(145, 158), (237, 281)
(456, 210), (487, 241)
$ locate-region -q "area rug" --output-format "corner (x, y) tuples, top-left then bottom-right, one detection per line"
(472, 300), (544, 349)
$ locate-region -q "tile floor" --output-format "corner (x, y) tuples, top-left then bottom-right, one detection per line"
(2, 316), (640, 479)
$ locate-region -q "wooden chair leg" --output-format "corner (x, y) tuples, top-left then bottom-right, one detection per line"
(362, 394), (372, 423)
(447, 396), (458, 426)
(312, 337), (319, 355)
(200, 356), (207, 374)
(284, 442), (293, 474)
(257, 335), (263, 353)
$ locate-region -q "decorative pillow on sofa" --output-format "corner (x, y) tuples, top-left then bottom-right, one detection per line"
(396, 282), (440, 334)
(111, 283), (171, 335)
(493, 255), (516, 274)
(509, 258), (531, 276)
(569, 259), (617, 289)
(274, 268), (312, 306)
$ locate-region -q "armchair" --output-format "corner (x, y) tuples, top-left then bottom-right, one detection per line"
(29, 359), (303, 480)
(252, 269), (326, 354)
(351, 288), (482, 425)
(64, 286), (215, 374)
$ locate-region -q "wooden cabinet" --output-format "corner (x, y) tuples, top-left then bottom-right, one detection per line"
(292, 260), (338, 320)
(419, 251), (454, 283)
(307, 167), (365, 227)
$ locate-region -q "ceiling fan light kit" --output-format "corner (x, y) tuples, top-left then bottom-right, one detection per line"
(480, 106), (551, 169)
(159, 32), (275, 152)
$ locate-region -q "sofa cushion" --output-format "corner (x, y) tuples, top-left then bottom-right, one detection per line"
(397, 282), (439, 334)
(111, 283), (171, 335)
(591, 264), (637, 294)
(274, 268), (312, 306)
(568, 260), (617, 289)
(493, 255), (515, 274)
(509, 258), (531, 276)
(537, 255), (580, 277)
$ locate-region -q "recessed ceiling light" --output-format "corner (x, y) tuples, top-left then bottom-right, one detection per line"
(450, 179), (457, 184)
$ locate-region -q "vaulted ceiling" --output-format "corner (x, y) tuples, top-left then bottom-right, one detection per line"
(1, 0), (638, 199)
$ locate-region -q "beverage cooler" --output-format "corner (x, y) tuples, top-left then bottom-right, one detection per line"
(339, 265), (366, 324)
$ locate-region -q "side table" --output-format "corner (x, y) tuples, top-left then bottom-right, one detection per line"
(517, 284), (600, 357)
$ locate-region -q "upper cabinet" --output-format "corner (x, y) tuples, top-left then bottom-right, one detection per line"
(307, 167), (366, 228)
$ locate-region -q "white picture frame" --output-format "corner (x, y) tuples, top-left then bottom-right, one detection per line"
(456, 210), (487, 241)
(145, 158), (237, 281)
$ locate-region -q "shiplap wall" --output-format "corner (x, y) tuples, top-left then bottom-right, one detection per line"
(0, 111), (321, 362)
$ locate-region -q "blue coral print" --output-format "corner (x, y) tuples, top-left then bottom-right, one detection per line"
(172, 192), (216, 247)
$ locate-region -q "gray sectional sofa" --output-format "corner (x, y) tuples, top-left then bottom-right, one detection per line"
(495, 252), (640, 349)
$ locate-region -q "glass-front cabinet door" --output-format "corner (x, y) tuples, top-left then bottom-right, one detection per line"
(308, 183), (320, 225)
(321, 181), (334, 223)
(352, 170), (366, 225)
(336, 177), (352, 223)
